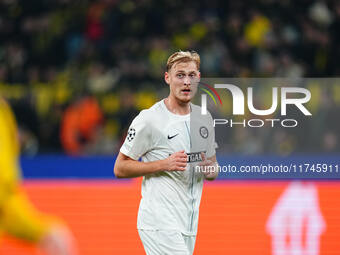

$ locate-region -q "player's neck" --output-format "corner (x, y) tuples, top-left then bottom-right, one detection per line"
(164, 96), (190, 115)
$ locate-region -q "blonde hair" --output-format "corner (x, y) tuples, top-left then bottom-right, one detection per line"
(166, 50), (200, 71)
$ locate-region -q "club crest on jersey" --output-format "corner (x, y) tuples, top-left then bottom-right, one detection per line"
(127, 127), (136, 142)
(187, 152), (204, 163)
(199, 126), (208, 139)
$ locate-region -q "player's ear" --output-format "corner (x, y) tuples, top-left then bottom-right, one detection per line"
(194, 71), (201, 85)
(164, 72), (170, 85)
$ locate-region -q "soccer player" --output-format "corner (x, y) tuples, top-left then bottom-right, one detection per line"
(0, 97), (77, 255)
(114, 50), (218, 254)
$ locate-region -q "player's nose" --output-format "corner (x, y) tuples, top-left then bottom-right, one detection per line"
(183, 76), (191, 86)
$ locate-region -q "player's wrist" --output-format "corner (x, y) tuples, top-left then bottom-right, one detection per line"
(152, 159), (167, 173)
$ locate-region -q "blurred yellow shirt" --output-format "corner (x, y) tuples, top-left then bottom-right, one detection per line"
(0, 98), (52, 243)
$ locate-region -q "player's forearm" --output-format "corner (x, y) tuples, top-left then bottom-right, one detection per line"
(1, 190), (51, 242)
(114, 154), (166, 178)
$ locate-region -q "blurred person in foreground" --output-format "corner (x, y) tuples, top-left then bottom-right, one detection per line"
(114, 51), (218, 254)
(0, 97), (77, 255)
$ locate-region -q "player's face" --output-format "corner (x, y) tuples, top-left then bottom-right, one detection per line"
(165, 61), (200, 104)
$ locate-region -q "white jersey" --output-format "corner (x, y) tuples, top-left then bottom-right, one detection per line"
(120, 99), (216, 236)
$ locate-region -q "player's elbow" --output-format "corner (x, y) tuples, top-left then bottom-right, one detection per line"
(114, 164), (125, 178)
(114, 153), (135, 178)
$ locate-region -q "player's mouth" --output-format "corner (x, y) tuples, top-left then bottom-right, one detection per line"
(181, 89), (191, 95)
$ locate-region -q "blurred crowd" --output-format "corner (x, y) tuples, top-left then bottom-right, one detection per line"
(0, 0), (339, 155)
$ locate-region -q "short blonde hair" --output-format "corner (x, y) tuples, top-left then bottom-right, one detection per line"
(166, 50), (200, 71)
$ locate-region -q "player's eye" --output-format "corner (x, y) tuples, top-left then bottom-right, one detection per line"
(177, 73), (184, 78)
(189, 73), (196, 78)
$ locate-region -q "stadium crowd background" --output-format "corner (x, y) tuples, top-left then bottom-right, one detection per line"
(0, 0), (339, 156)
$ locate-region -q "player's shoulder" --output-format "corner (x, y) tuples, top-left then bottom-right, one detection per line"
(190, 103), (202, 113)
(133, 100), (164, 124)
(190, 103), (213, 119)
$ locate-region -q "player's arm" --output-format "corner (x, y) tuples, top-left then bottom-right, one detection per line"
(1, 189), (77, 255)
(201, 111), (218, 181)
(114, 150), (188, 178)
(0, 99), (77, 255)
(199, 153), (219, 181)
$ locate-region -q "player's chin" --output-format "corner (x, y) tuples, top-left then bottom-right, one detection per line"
(178, 96), (191, 104)
(177, 92), (194, 103)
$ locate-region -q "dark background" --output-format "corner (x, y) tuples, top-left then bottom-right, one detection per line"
(0, 0), (339, 156)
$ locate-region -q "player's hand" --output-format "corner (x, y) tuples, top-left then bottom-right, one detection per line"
(40, 224), (78, 255)
(164, 150), (188, 171)
(199, 152), (218, 180)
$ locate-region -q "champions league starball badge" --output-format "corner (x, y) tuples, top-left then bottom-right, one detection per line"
(127, 127), (136, 142)
(199, 126), (208, 139)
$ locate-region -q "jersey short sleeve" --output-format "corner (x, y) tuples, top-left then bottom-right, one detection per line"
(120, 111), (152, 160)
